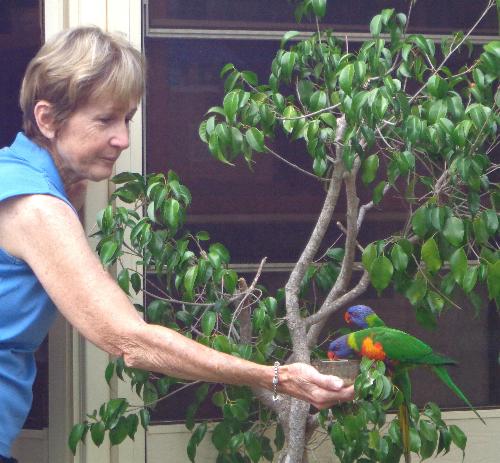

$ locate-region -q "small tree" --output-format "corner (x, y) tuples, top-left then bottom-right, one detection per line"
(71, 1), (499, 462)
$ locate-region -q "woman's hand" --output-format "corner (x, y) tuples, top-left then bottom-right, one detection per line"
(277, 363), (355, 409)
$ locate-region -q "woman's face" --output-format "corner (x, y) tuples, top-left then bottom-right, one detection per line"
(50, 97), (137, 183)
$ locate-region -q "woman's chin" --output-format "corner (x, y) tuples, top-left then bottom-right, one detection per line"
(87, 167), (114, 182)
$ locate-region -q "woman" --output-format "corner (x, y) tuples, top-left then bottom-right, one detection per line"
(0, 27), (354, 460)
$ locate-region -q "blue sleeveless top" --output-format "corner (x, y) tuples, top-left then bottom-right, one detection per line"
(0, 133), (76, 457)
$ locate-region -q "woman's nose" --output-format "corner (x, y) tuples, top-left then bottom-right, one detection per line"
(111, 123), (130, 150)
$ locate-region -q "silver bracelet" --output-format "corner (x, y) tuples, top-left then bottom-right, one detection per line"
(272, 361), (280, 401)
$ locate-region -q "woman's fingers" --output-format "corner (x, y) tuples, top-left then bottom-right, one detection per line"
(279, 363), (355, 409)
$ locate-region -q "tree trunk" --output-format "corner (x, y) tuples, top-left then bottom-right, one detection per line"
(280, 399), (310, 463)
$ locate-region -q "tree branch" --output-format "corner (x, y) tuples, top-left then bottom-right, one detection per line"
(284, 117), (347, 361)
(306, 271), (371, 348)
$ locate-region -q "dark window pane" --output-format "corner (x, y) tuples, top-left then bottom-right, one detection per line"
(148, 0), (497, 36)
(145, 38), (328, 225)
(144, 5), (500, 424)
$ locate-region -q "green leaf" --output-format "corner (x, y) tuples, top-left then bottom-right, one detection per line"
(281, 30), (300, 48)
(443, 216), (464, 247)
(391, 243), (409, 272)
(373, 94), (389, 120)
(220, 63), (235, 78)
(100, 239), (118, 266)
(473, 216), (489, 244)
(183, 265), (198, 300)
(69, 423), (87, 455)
(209, 243), (231, 264)
(117, 268), (130, 294)
(313, 157), (328, 176)
(312, 0), (327, 18)
(163, 198), (180, 229)
(428, 99), (448, 124)
(244, 431), (262, 463)
(406, 276), (428, 305)
(196, 230), (210, 241)
(245, 127), (265, 153)
(467, 103), (490, 131)
(320, 112), (337, 128)
(309, 90), (328, 112)
(223, 91), (240, 123)
(201, 311), (216, 336)
(139, 409), (150, 429)
(427, 75), (449, 98)
(421, 238), (442, 273)
(282, 105), (298, 134)
(483, 210), (499, 235)
(362, 243), (378, 271)
(412, 206), (430, 238)
(361, 154), (379, 184)
(130, 272), (141, 293)
(450, 248), (467, 284)
(463, 266), (478, 293)
(109, 417), (129, 445)
(370, 14), (383, 36)
(280, 51), (296, 82)
(373, 181), (387, 205)
(430, 207), (446, 231)
(90, 421), (105, 447)
(427, 290), (444, 315)
(484, 40), (500, 59)
(370, 256), (394, 292)
(487, 261), (500, 300)
(339, 64), (355, 94)
(105, 361), (115, 385)
(126, 414), (139, 440)
(449, 424), (467, 451)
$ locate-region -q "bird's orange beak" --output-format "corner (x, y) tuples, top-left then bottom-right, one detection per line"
(344, 312), (351, 324)
(327, 351), (337, 360)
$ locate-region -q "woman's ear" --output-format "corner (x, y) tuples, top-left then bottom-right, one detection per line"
(34, 100), (57, 139)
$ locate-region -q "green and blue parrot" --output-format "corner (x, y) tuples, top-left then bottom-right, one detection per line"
(328, 325), (485, 424)
(336, 304), (413, 462)
(329, 305), (485, 462)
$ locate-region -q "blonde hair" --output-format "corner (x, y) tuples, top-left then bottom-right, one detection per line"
(20, 26), (145, 143)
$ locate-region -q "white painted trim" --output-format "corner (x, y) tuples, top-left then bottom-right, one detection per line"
(146, 28), (497, 44)
(44, 1), (144, 463)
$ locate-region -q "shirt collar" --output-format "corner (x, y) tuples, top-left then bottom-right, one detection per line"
(9, 132), (66, 195)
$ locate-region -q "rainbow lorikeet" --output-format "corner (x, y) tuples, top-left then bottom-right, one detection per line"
(344, 304), (385, 328)
(328, 327), (485, 425)
(341, 305), (413, 462)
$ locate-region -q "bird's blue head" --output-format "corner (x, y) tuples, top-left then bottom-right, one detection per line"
(344, 304), (375, 328)
(327, 335), (355, 360)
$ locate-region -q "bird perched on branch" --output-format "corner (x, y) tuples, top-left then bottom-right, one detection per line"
(328, 326), (485, 425)
(340, 304), (412, 462)
(344, 304), (385, 328)
(332, 305), (485, 461)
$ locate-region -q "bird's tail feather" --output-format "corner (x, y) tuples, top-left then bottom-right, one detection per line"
(398, 403), (411, 463)
(431, 366), (485, 425)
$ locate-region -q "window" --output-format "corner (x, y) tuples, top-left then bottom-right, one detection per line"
(144, 1), (499, 422)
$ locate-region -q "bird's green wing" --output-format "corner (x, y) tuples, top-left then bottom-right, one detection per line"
(357, 327), (456, 366)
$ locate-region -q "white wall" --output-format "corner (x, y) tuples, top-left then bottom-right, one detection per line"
(147, 410), (500, 463)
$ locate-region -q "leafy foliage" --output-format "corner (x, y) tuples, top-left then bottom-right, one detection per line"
(327, 358), (468, 462)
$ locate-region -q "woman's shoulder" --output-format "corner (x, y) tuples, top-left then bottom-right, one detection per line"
(0, 152), (53, 200)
